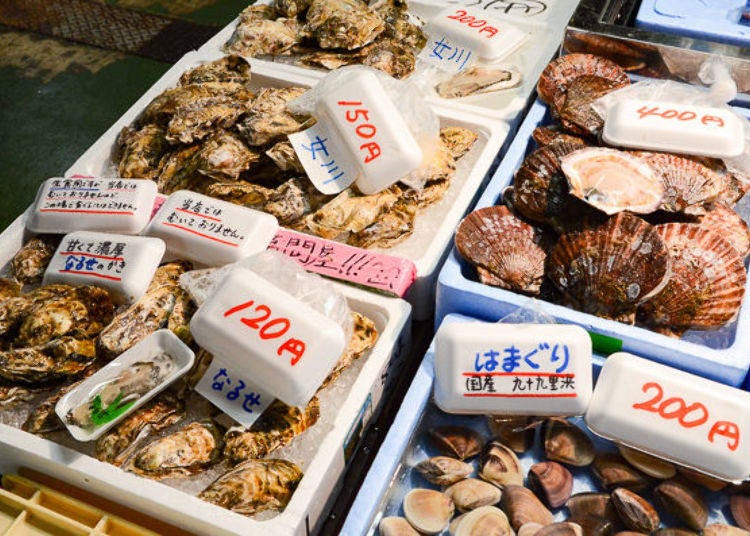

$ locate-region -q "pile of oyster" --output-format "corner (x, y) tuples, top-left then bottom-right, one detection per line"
(223, 0), (426, 79)
(381, 415), (750, 536)
(456, 53), (750, 335)
(0, 239), (380, 517)
(117, 54), (478, 249)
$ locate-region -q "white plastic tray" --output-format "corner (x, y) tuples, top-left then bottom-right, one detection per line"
(0, 215), (413, 536)
(64, 50), (509, 320)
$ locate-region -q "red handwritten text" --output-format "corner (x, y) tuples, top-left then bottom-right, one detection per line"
(337, 100), (381, 163)
(446, 9), (499, 38)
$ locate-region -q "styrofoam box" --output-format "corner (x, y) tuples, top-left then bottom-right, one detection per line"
(341, 314), (738, 536)
(636, 0), (750, 49)
(0, 213), (413, 536)
(197, 0), (580, 125)
(64, 51), (509, 320)
(436, 100), (750, 387)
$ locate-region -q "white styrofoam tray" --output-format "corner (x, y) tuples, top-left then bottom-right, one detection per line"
(64, 50), (510, 320)
(198, 0), (581, 125)
(0, 213), (413, 536)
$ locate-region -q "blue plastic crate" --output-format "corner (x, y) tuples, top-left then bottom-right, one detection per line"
(436, 100), (750, 387)
(341, 314), (738, 536)
(635, 0), (750, 48)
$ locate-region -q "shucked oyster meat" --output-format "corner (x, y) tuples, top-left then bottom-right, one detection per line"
(437, 66), (522, 99)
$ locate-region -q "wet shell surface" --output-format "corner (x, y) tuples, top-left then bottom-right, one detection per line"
(379, 516), (420, 536)
(654, 479), (708, 531)
(445, 478), (502, 512)
(611, 488), (660, 533)
(453, 505), (513, 536)
(427, 426), (484, 460)
(415, 456), (474, 487)
(537, 53), (629, 114)
(487, 416), (534, 453)
(547, 213), (671, 320)
(698, 205), (750, 258)
(544, 420), (596, 467)
(501, 485), (554, 531)
(559, 75), (626, 135)
(528, 461), (574, 508)
(593, 453), (651, 492)
(403, 488), (455, 534)
(479, 440), (524, 488)
(639, 223), (746, 330)
(560, 148), (664, 215)
(617, 445), (676, 479)
(455, 206), (547, 295)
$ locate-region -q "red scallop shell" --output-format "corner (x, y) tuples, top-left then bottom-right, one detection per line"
(559, 75), (627, 135)
(698, 205), (750, 258)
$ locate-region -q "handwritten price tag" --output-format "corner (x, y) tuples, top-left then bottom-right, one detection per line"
(586, 352), (750, 481)
(27, 177), (157, 235)
(195, 357), (274, 428)
(434, 323), (593, 416)
(289, 122), (357, 195)
(447, 0), (552, 20)
(190, 266), (346, 407)
(603, 99), (745, 158)
(43, 231), (165, 304)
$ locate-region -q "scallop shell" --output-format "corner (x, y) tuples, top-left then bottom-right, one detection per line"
(537, 54), (629, 115)
(636, 153), (727, 215)
(455, 206), (546, 295)
(547, 213), (671, 320)
(531, 126), (586, 148)
(561, 148), (664, 215)
(513, 140), (586, 223)
(698, 205), (750, 258)
(639, 223), (746, 330)
(559, 75), (627, 135)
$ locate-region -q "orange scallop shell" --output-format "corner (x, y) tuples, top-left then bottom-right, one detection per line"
(698, 205), (750, 258)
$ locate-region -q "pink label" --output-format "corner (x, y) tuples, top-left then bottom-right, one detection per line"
(151, 194), (167, 219)
(268, 229), (417, 297)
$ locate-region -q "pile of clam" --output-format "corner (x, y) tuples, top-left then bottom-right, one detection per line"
(380, 416), (750, 536)
(456, 53), (750, 335)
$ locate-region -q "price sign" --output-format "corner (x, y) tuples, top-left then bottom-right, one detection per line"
(603, 99), (745, 158)
(585, 352), (750, 482)
(434, 323), (593, 415)
(145, 191), (279, 266)
(446, 0), (553, 20)
(190, 266), (346, 407)
(43, 231), (165, 304)
(27, 177), (157, 235)
(195, 357), (274, 428)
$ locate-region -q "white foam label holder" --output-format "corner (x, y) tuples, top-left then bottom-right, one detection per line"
(602, 98), (746, 158)
(419, 6), (527, 72)
(434, 323), (593, 416)
(27, 178), (157, 235)
(190, 266), (347, 408)
(43, 231), (165, 304)
(290, 69), (423, 196)
(144, 191), (279, 266)
(586, 352), (750, 482)
(195, 355), (275, 428)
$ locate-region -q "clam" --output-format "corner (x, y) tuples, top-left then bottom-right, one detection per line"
(704, 524), (750, 536)
(479, 440), (524, 488)
(536, 522), (583, 536)
(379, 516), (420, 536)
(547, 213), (671, 321)
(698, 205), (750, 258)
(518, 522), (545, 536)
(415, 456), (473, 487)
(652, 530), (699, 536)
(445, 478), (502, 512)
(528, 461), (573, 508)
(403, 488), (455, 535)
(436, 66), (522, 99)
(617, 445), (675, 479)
(500, 485), (554, 531)
(427, 426), (483, 460)
(592, 453), (650, 491)
(453, 505), (513, 536)
(678, 467), (728, 492)
(560, 148), (664, 215)
(731, 494), (750, 531)
(611, 488), (659, 533)
(487, 416), (535, 453)
(654, 479), (707, 531)
(639, 223), (746, 330)
(569, 515), (614, 536)
(567, 492), (618, 521)
(544, 420), (596, 467)
(455, 206), (547, 295)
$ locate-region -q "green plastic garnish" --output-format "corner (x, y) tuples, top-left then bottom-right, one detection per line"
(90, 392), (135, 426)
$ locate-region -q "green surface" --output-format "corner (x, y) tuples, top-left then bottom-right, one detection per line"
(0, 0), (250, 230)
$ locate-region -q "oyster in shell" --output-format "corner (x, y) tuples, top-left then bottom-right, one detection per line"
(456, 206), (547, 295)
(640, 223), (746, 330)
(374, 0), (426, 49)
(224, 16), (300, 58)
(295, 49), (358, 70)
(130, 420), (223, 479)
(239, 5), (279, 22)
(360, 39), (416, 79)
(95, 393), (185, 465)
(698, 205), (750, 258)
(441, 126), (479, 161)
(561, 148), (664, 215)
(537, 54), (629, 116)
(22, 375), (91, 434)
(402, 179), (449, 210)
(0, 384), (33, 410)
(264, 178), (317, 225)
(437, 66), (522, 99)
(199, 459), (303, 515)
(179, 55), (251, 86)
(147, 261), (193, 292)
(224, 397), (320, 463)
(205, 181), (275, 210)
(116, 124), (169, 180)
(559, 75), (625, 135)
(0, 279), (21, 302)
(236, 87), (310, 147)
(266, 140), (304, 173)
(0, 285), (72, 339)
(548, 213), (671, 321)
(11, 236), (58, 285)
(305, 0), (385, 50)
(276, 0), (311, 18)
(156, 145), (207, 195)
(321, 312), (378, 388)
(195, 130), (262, 181)
(351, 201), (416, 248)
(0, 337), (96, 385)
